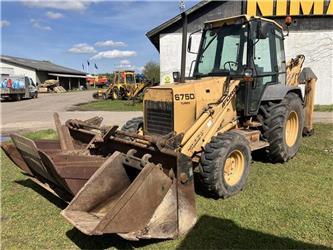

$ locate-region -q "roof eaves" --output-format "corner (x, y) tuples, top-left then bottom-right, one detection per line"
(1, 55), (85, 75)
(0, 58), (37, 71)
(146, 0), (210, 39)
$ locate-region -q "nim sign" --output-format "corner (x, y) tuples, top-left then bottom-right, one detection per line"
(247, 0), (333, 16)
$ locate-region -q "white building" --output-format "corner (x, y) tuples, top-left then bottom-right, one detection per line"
(146, 0), (333, 105)
(0, 55), (87, 89)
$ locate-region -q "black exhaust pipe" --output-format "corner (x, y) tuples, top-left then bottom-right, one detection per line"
(180, 11), (187, 83)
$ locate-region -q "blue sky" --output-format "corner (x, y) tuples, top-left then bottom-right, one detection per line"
(1, 0), (197, 74)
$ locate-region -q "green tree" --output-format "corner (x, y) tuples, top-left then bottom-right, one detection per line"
(143, 61), (160, 83)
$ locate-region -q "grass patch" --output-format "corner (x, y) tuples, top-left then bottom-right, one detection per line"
(1, 124), (333, 249)
(71, 99), (143, 112)
(314, 104), (333, 112)
(21, 129), (58, 140)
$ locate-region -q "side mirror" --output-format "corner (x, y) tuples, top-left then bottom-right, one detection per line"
(187, 36), (192, 53)
(173, 71), (180, 83)
(187, 29), (202, 54)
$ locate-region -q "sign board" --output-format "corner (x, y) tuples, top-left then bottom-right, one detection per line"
(162, 73), (173, 85)
(247, 0), (333, 16)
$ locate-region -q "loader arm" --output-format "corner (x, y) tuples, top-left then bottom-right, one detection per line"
(180, 80), (240, 157)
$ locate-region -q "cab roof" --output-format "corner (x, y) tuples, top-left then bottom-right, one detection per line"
(205, 14), (283, 30)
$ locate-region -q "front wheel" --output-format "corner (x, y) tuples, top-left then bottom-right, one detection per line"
(121, 117), (143, 140)
(111, 88), (119, 100)
(102, 93), (108, 100)
(200, 131), (251, 198)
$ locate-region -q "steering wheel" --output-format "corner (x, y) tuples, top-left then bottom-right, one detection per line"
(223, 61), (238, 71)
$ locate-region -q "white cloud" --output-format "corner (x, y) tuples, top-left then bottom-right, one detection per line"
(120, 59), (130, 65)
(95, 40), (126, 47)
(114, 64), (144, 71)
(30, 19), (52, 31)
(137, 66), (145, 72)
(91, 50), (137, 59)
(0, 20), (10, 28)
(45, 11), (64, 19)
(68, 43), (97, 54)
(115, 63), (134, 69)
(23, 0), (91, 12)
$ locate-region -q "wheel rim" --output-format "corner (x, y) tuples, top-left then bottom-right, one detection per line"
(224, 150), (245, 186)
(285, 111), (299, 147)
(112, 91), (118, 100)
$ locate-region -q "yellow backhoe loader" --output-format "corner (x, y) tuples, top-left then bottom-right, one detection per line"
(93, 70), (151, 100)
(2, 15), (317, 240)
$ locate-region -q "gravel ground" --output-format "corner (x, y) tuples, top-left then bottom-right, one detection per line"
(1, 91), (141, 134)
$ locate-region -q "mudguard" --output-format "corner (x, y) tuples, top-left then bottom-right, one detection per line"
(261, 84), (303, 103)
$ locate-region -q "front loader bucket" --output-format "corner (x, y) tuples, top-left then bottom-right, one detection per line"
(2, 113), (197, 240)
(62, 152), (197, 240)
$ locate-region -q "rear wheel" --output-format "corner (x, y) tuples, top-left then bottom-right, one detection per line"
(200, 131), (251, 198)
(257, 92), (304, 162)
(15, 94), (21, 101)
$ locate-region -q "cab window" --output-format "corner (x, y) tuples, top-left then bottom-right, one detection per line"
(29, 78), (36, 87)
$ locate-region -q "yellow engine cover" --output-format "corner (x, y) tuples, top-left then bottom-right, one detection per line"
(144, 77), (228, 135)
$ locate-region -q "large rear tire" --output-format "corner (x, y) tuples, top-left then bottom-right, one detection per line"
(200, 131), (251, 198)
(258, 92), (304, 162)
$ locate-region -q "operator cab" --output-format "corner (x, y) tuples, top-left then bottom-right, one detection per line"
(114, 71), (136, 84)
(191, 15), (286, 116)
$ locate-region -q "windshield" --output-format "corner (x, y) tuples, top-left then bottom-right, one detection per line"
(126, 74), (135, 84)
(194, 23), (248, 77)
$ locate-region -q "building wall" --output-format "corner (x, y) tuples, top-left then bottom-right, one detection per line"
(0, 61), (36, 82)
(285, 31), (333, 105)
(159, 29), (333, 105)
(36, 71), (50, 84)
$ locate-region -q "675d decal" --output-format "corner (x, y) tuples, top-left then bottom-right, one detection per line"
(174, 93), (195, 101)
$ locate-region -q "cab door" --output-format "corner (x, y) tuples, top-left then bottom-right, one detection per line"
(245, 22), (286, 115)
(27, 78), (37, 98)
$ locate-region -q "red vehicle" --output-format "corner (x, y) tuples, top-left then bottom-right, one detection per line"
(87, 75), (109, 87)
(97, 75), (108, 85)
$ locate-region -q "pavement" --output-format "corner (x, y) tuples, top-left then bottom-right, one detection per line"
(0, 90), (142, 134)
(312, 112), (333, 124)
(0, 90), (331, 134)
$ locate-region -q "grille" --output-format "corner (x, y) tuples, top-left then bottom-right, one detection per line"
(145, 100), (173, 135)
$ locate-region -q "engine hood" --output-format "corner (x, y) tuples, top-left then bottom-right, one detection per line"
(144, 77), (228, 134)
